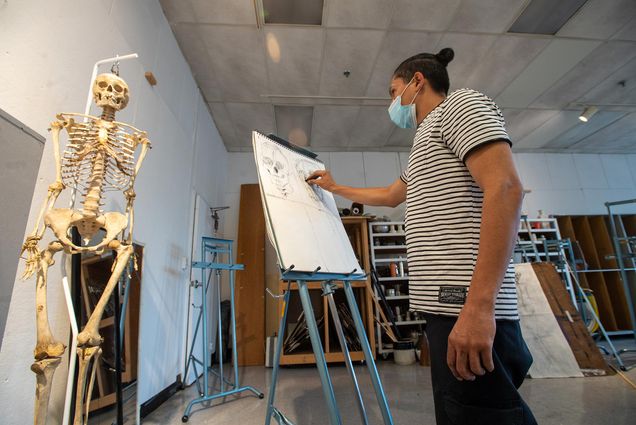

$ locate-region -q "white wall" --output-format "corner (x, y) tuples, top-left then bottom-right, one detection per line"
(0, 1), (228, 422)
(515, 153), (636, 216)
(224, 151), (636, 244)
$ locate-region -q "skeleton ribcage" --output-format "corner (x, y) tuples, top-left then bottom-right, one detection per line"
(61, 120), (136, 194)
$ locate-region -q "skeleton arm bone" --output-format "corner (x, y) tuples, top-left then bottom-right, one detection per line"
(123, 135), (151, 243)
(21, 120), (68, 277)
(29, 120), (66, 236)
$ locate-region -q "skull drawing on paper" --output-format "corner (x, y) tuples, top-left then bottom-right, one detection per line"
(262, 144), (292, 197)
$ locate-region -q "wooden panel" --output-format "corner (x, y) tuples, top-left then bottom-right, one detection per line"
(620, 215), (636, 236)
(571, 216), (601, 269)
(531, 263), (612, 376)
(589, 216), (617, 269)
(556, 216), (575, 241)
(586, 272), (618, 331)
(587, 216), (632, 330)
(235, 184), (266, 366)
(570, 216), (618, 329)
(603, 271), (633, 330)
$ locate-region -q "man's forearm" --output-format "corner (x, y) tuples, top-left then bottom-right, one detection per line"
(332, 185), (400, 207)
(465, 184), (523, 310)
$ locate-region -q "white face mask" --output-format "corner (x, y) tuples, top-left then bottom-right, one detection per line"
(387, 78), (421, 129)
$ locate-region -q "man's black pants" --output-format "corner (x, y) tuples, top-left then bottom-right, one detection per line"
(423, 314), (538, 425)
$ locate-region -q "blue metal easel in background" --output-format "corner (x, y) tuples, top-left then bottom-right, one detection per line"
(182, 236), (263, 422)
(265, 266), (394, 425)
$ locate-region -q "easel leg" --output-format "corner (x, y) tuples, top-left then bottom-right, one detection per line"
(297, 280), (342, 425)
(343, 281), (394, 425)
(323, 282), (369, 425)
(266, 282), (291, 425)
(230, 266), (240, 387)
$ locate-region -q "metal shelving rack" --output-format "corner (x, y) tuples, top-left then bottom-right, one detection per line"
(369, 221), (425, 357)
(515, 217), (577, 305)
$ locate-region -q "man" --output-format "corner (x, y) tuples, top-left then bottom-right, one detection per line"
(307, 48), (536, 425)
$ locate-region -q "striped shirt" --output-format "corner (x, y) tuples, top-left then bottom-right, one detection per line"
(400, 88), (518, 320)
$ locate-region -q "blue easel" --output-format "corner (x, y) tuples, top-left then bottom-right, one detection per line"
(265, 266), (394, 425)
(182, 237), (263, 422)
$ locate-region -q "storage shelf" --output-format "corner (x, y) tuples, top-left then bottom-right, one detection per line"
(395, 320), (426, 326)
(280, 350), (365, 366)
(370, 221), (413, 355)
(519, 229), (558, 233)
(374, 258), (407, 263)
(377, 276), (409, 282)
(373, 245), (408, 250)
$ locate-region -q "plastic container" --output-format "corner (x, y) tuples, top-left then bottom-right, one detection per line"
(393, 339), (416, 365)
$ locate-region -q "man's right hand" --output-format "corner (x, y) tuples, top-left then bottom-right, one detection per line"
(306, 170), (338, 192)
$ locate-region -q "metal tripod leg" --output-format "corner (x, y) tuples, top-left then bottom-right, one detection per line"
(297, 280), (342, 425)
(322, 282), (369, 425)
(266, 281), (293, 425)
(343, 281), (394, 425)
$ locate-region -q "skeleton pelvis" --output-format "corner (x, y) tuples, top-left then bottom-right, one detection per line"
(44, 209), (128, 249)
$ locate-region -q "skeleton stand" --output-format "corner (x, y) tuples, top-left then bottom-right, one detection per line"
(265, 268), (393, 425)
(182, 237), (263, 422)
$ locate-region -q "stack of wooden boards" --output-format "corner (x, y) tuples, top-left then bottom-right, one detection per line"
(517, 263), (612, 377)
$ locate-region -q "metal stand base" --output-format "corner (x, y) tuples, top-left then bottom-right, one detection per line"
(265, 270), (393, 425)
(182, 237), (263, 423)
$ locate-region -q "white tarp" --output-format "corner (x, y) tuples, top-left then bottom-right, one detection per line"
(252, 131), (361, 274)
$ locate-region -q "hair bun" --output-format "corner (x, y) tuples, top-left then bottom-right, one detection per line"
(435, 48), (454, 66)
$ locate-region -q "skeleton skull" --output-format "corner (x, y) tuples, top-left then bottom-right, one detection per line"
(92, 73), (129, 110)
(263, 145), (292, 197)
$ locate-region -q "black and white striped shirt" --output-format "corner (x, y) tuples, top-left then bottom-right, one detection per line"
(400, 88), (518, 320)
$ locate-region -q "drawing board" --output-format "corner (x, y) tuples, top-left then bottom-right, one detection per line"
(252, 131), (361, 274)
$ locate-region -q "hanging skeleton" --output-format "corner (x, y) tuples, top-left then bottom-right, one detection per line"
(20, 72), (151, 425)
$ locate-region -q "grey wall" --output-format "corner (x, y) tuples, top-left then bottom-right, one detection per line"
(0, 110), (44, 352)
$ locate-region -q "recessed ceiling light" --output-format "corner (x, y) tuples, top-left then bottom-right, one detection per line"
(579, 106), (598, 123)
(262, 0), (324, 25)
(509, 0), (589, 35)
(274, 105), (314, 146)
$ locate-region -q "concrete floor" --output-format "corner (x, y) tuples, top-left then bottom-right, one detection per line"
(141, 359), (636, 425)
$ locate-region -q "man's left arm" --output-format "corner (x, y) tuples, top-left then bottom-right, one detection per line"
(446, 141), (524, 381)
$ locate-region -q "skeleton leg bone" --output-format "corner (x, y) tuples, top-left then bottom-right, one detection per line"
(74, 243), (133, 422)
(84, 349), (102, 421)
(73, 346), (101, 425)
(32, 358), (62, 425)
(32, 241), (66, 425)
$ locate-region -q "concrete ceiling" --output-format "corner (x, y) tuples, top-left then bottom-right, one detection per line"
(160, 0), (636, 153)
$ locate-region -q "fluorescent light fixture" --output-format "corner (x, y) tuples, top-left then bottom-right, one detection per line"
(579, 106), (598, 122)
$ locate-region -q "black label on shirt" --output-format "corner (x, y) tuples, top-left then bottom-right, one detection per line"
(438, 286), (467, 305)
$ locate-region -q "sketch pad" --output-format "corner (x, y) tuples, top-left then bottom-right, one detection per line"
(252, 131), (362, 274)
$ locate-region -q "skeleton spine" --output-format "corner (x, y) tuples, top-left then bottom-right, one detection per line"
(82, 151), (105, 217)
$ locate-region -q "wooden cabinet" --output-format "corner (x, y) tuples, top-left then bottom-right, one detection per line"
(277, 216), (375, 365)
